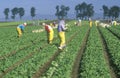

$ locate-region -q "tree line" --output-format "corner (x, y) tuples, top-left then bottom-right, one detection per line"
(55, 2), (120, 20)
(3, 2), (120, 21)
(102, 5), (120, 19)
(4, 7), (36, 21)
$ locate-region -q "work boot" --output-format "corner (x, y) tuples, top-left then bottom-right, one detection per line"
(58, 44), (66, 50)
(62, 44), (66, 48)
(58, 46), (62, 50)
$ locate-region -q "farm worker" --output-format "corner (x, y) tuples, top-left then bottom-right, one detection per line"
(89, 18), (92, 27)
(57, 19), (67, 50)
(95, 20), (99, 26)
(74, 22), (77, 26)
(77, 18), (81, 26)
(42, 23), (54, 44)
(113, 21), (117, 26)
(50, 23), (54, 27)
(16, 22), (27, 37)
(50, 22), (56, 27)
(53, 21), (56, 27)
(111, 20), (117, 26)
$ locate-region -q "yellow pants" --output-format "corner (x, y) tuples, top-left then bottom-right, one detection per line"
(48, 30), (54, 44)
(58, 31), (65, 47)
(90, 22), (92, 27)
(17, 28), (22, 37)
(95, 22), (98, 26)
(114, 22), (117, 26)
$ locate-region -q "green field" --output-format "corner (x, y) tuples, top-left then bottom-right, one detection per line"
(0, 20), (120, 78)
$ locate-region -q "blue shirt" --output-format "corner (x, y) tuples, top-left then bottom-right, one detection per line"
(17, 24), (25, 31)
(57, 20), (65, 32)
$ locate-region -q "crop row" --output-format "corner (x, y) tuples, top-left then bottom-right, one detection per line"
(2, 20), (80, 77)
(1, 20), (119, 78)
(41, 26), (89, 78)
(107, 27), (120, 39)
(99, 27), (120, 77)
(79, 26), (111, 78)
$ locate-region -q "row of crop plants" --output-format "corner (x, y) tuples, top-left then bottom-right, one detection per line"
(0, 20), (54, 56)
(41, 26), (89, 78)
(79, 26), (111, 78)
(0, 27), (52, 77)
(0, 26), (47, 56)
(113, 25), (120, 30)
(107, 26), (120, 38)
(2, 42), (57, 78)
(0, 19), (71, 58)
(0, 20), (81, 77)
(0, 26), (16, 39)
(0, 21), (59, 71)
(1, 20), (76, 77)
(0, 20), (57, 76)
(0, 33), (47, 72)
(99, 27), (120, 77)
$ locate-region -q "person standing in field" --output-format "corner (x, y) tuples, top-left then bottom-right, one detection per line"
(50, 21), (56, 28)
(89, 18), (92, 27)
(57, 19), (67, 50)
(16, 22), (27, 38)
(95, 20), (99, 26)
(112, 20), (117, 26)
(42, 23), (54, 44)
(77, 18), (81, 26)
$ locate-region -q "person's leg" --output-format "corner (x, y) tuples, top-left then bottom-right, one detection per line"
(49, 30), (54, 44)
(17, 28), (22, 37)
(58, 32), (66, 49)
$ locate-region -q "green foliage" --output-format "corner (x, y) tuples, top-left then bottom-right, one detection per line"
(4, 8), (10, 21)
(18, 7), (25, 19)
(75, 2), (94, 19)
(31, 7), (36, 19)
(0, 21), (120, 78)
(55, 5), (70, 19)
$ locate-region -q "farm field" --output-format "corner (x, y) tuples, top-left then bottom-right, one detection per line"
(0, 20), (120, 78)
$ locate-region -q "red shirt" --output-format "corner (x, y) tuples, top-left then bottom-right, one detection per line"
(45, 25), (52, 32)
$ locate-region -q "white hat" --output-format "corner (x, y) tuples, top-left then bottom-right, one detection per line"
(42, 23), (46, 26)
(24, 22), (27, 26)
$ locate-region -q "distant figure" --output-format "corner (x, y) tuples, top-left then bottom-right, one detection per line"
(89, 18), (92, 27)
(50, 23), (53, 27)
(77, 18), (81, 26)
(74, 22), (77, 26)
(53, 21), (56, 27)
(50, 22), (56, 27)
(95, 20), (99, 26)
(16, 22), (27, 38)
(42, 23), (54, 44)
(112, 20), (117, 26)
(57, 19), (67, 50)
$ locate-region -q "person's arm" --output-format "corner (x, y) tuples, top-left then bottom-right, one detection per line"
(21, 26), (25, 33)
(61, 24), (67, 31)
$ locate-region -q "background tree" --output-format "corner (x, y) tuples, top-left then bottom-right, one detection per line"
(55, 5), (60, 18)
(110, 6), (120, 19)
(80, 2), (87, 19)
(11, 7), (18, 20)
(75, 2), (94, 20)
(30, 7), (36, 19)
(18, 7), (25, 19)
(102, 5), (109, 19)
(55, 5), (70, 19)
(87, 4), (94, 19)
(4, 8), (10, 21)
(75, 4), (79, 18)
(102, 5), (120, 19)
